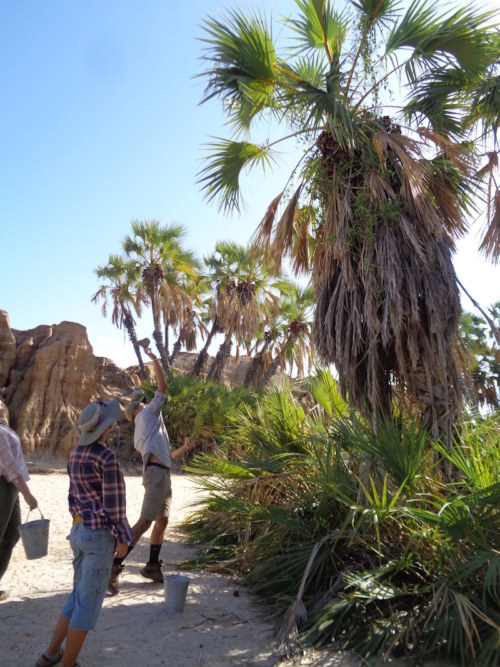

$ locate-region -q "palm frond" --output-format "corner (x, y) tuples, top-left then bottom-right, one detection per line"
(286, 0), (347, 63)
(197, 139), (277, 213)
(387, 1), (498, 78)
(199, 9), (277, 131)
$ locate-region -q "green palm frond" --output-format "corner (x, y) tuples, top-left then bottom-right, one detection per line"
(352, 0), (399, 27)
(469, 73), (500, 138)
(286, 0), (347, 63)
(404, 66), (471, 134)
(199, 9), (277, 131)
(280, 59), (354, 137)
(436, 430), (500, 490)
(387, 1), (498, 77)
(197, 139), (277, 213)
(303, 367), (348, 418)
(188, 454), (256, 479)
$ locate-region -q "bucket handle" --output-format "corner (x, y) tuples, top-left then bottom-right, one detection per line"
(23, 508), (45, 523)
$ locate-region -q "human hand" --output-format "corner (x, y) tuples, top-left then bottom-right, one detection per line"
(183, 435), (197, 451)
(116, 541), (128, 558)
(24, 492), (38, 511)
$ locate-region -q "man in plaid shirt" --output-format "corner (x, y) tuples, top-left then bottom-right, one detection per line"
(0, 397), (38, 602)
(67, 444), (133, 545)
(35, 399), (133, 667)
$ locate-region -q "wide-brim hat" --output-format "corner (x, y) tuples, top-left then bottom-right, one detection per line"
(125, 389), (146, 421)
(77, 399), (121, 446)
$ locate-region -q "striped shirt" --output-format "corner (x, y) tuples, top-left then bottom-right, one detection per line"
(67, 442), (133, 545)
(0, 421), (29, 483)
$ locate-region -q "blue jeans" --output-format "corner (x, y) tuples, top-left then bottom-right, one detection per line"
(62, 523), (115, 630)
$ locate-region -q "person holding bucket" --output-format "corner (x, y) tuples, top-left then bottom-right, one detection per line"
(0, 397), (38, 602)
(35, 399), (133, 667)
(108, 346), (196, 596)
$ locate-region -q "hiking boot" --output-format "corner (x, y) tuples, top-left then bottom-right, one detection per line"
(140, 560), (164, 583)
(107, 563), (124, 596)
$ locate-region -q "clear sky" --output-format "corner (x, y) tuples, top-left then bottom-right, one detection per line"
(1, 1), (499, 368)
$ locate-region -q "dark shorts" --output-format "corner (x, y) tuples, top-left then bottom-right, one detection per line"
(140, 465), (172, 521)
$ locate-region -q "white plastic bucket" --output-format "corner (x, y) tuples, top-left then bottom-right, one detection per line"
(164, 574), (190, 613)
(18, 509), (50, 560)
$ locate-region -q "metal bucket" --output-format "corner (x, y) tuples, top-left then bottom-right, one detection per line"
(164, 574), (190, 613)
(18, 509), (50, 560)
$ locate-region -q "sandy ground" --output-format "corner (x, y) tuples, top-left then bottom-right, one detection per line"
(0, 460), (371, 667)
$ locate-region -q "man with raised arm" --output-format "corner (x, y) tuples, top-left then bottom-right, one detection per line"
(108, 346), (195, 595)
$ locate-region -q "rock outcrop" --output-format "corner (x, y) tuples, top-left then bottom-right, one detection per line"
(1, 317), (134, 456)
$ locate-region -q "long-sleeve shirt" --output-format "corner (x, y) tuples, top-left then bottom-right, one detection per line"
(67, 442), (133, 545)
(134, 390), (172, 471)
(0, 421), (29, 483)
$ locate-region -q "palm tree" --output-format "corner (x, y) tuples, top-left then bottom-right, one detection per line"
(459, 303), (500, 410)
(197, 0), (500, 436)
(260, 281), (316, 388)
(244, 279), (315, 388)
(191, 243), (242, 378)
(204, 241), (279, 383)
(91, 254), (147, 378)
(169, 279), (208, 367)
(122, 219), (200, 374)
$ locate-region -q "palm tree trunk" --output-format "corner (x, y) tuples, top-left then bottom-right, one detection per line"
(123, 311), (147, 380)
(192, 320), (220, 378)
(169, 338), (182, 366)
(244, 338), (271, 388)
(150, 299), (171, 374)
(164, 320), (170, 359)
(261, 337), (293, 387)
(207, 331), (233, 383)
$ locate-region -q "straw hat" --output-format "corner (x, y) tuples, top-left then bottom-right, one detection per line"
(125, 389), (146, 421)
(77, 399), (120, 446)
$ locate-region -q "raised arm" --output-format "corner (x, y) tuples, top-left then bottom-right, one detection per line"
(171, 435), (198, 462)
(144, 348), (167, 394)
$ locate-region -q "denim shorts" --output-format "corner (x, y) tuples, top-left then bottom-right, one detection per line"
(140, 466), (172, 521)
(62, 523), (115, 631)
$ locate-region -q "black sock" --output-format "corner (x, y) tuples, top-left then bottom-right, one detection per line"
(149, 543), (162, 565)
(113, 544), (134, 567)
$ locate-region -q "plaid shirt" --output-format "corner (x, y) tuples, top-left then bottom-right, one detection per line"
(0, 421), (29, 483)
(67, 442), (133, 545)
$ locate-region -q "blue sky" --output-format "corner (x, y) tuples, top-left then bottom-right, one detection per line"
(1, 1), (499, 368)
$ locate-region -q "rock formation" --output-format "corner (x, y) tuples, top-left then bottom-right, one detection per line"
(0, 312), (136, 456)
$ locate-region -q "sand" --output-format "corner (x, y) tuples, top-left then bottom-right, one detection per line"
(0, 461), (369, 667)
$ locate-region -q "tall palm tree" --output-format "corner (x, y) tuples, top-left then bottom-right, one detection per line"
(169, 276), (208, 366)
(204, 241), (279, 383)
(260, 281), (316, 387)
(122, 219), (200, 374)
(91, 254), (147, 378)
(197, 0), (500, 435)
(191, 243), (242, 378)
(459, 303), (500, 410)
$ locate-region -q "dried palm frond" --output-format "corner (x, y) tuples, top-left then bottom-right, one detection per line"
(479, 188), (500, 262)
(417, 127), (470, 174)
(270, 184), (304, 269)
(256, 190), (285, 243)
(277, 536), (329, 656)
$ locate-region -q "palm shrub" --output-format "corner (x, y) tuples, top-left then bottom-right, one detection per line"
(138, 372), (257, 453)
(182, 374), (500, 665)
